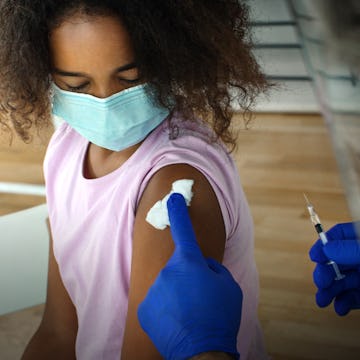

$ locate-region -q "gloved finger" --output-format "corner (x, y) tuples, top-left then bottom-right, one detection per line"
(309, 239), (328, 263)
(323, 240), (360, 265)
(313, 263), (337, 289)
(326, 222), (359, 242)
(316, 271), (360, 307)
(334, 289), (360, 316)
(313, 262), (351, 289)
(167, 193), (203, 258)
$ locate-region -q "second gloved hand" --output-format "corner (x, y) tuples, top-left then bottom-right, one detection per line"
(309, 222), (360, 315)
(138, 193), (242, 360)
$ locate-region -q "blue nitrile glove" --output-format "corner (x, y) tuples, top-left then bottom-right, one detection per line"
(137, 193), (242, 360)
(309, 222), (360, 315)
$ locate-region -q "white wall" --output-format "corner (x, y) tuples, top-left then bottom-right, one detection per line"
(248, 0), (319, 112)
(0, 204), (49, 315)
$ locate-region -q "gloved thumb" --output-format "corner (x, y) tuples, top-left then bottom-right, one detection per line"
(206, 257), (234, 277)
(323, 240), (360, 265)
(167, 193), (203, 258)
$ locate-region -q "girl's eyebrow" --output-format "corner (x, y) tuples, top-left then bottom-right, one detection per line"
(53, 61), (137, 77)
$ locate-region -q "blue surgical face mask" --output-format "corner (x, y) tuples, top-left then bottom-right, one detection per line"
(51, 83), (170, 151)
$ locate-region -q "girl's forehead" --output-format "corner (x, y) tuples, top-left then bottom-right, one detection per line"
(49, 14), (135, 70)
(49, 13), (132, 51)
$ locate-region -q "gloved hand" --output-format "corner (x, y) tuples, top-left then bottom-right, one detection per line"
(137, 193), (242, 360)
(309, 222), (360, 315)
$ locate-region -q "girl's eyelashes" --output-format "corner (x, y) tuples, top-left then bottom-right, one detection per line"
(64, 77), (141, 93)
(66, 82), (90, 92)
(118, 77), (141, 84)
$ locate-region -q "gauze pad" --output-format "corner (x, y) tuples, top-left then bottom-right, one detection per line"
(146, 179), (194, 230)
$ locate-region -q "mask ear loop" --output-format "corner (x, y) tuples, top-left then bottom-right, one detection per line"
(49, 87), (54, 109)
(48, 82), (65, 130)
(166, 108), (179, 140)
(48, 73), (55, 106)
(169, 124), (179, 140)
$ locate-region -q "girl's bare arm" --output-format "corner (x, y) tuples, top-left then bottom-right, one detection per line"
(121, 164), (226, 359)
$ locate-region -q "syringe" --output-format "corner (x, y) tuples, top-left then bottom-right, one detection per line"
(304, 194), (345, 281)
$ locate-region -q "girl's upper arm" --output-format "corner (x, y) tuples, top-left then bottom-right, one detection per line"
(40, 219), (78, 343)
(121, 164), (226, 359)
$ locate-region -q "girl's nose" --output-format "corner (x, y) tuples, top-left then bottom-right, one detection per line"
(89, 81), (123, 98)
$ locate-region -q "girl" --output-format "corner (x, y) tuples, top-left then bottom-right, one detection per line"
(0, 1), (269, 359)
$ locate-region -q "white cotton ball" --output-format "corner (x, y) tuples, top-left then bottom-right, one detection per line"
(145, 179), (194, 230)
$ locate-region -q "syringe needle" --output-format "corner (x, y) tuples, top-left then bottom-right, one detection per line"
(304, 194), (345, 280)
(304, 193), (322, 228)
(303, 193), (310, 206)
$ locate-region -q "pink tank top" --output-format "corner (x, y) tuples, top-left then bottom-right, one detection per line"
(44, 115), (267, 360)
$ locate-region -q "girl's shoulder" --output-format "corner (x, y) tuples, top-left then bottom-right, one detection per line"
(154, 113), (229, 154)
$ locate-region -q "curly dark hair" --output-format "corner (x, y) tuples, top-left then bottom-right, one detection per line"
(0, 0), (268, 148)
